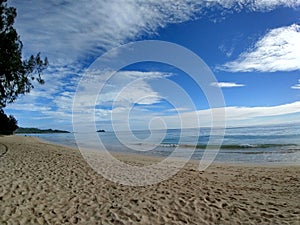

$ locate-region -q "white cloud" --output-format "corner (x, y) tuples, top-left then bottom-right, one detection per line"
(54, 70), (173, 128)
(74, 70), (172, 108)
(291, 79), (300, 89)
(6, 0), (300, 129)
(209, 0), (300, 11)
(194, 101), (300, 126)
(5, 65), (82, 121)
(164, 101), (300, 128)
(250, 0), (300, 10)
(223, 101), (300, 120)
(10, 0), (300, 65)
(219, 24), (300, 72)
(211, 82), (245, 87)
(10, 0), (202, 64)
(4, 103), (52, 112)
(219, 43), (234, 57)
(91, 101), (300, 130)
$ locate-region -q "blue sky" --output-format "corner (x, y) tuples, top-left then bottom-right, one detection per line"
(5, 0), (300, 131)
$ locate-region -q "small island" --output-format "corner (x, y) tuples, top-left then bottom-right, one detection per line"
(15, 127), (70, 134)
(96, 129), (106, 133)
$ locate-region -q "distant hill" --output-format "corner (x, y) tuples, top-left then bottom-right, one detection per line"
(15, 127), (70, 134)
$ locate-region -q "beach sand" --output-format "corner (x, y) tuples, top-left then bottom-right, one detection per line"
(0, 135), (299, 225)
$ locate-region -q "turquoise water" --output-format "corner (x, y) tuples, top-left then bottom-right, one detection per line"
(21, 123), (300, 164)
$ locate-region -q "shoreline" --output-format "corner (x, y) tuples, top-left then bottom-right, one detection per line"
(18, 133), (300, 167)
(1, 135), (299, 224)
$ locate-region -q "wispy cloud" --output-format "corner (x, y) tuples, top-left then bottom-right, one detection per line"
(5, 65), (83, 120)
(10, 0), (203, 64)
(10, 70), (172, 126)
(219, 43), (234, 57)
(75, 70), (172, 108)
(211, 82), (245, 88)
(6, 0), (300, 129)
(291, 79), (300, 89)
(219, 24), (300, 72)
(10, 0), (300, 65)
(245, 0), (300, 10)
(5, 103), (52, 112)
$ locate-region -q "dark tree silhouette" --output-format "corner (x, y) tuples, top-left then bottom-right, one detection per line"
(0, 109), (18, 134)
(0, 0), (48, 108)
(0, 0), (48, 134)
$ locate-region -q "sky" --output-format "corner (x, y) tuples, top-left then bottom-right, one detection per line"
(4, 0), (300, 131)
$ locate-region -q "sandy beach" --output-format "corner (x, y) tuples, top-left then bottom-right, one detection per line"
(0, 135), (299, 224)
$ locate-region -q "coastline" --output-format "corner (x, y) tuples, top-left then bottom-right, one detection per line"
(0, 135), (299, 224)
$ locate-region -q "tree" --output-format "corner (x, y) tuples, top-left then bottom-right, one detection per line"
(0, 0), (48, 134)
(0, 109), (18, 134)
(0, 0), (48, 108)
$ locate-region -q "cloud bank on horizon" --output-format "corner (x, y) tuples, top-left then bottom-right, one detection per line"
(5, 0), (300, 130)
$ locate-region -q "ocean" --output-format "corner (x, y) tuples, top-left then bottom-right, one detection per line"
(21, 123), (300, 165)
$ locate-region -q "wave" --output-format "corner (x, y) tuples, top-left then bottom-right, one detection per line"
(159, 143), (297, 149)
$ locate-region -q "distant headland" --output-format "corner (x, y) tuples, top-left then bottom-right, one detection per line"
(15, 127), (70, 134)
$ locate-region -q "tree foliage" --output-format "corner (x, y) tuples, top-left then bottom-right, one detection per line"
(0, 0), (48, 134)
(0, 109), (18, 134)
(0, 0), (48, 109)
